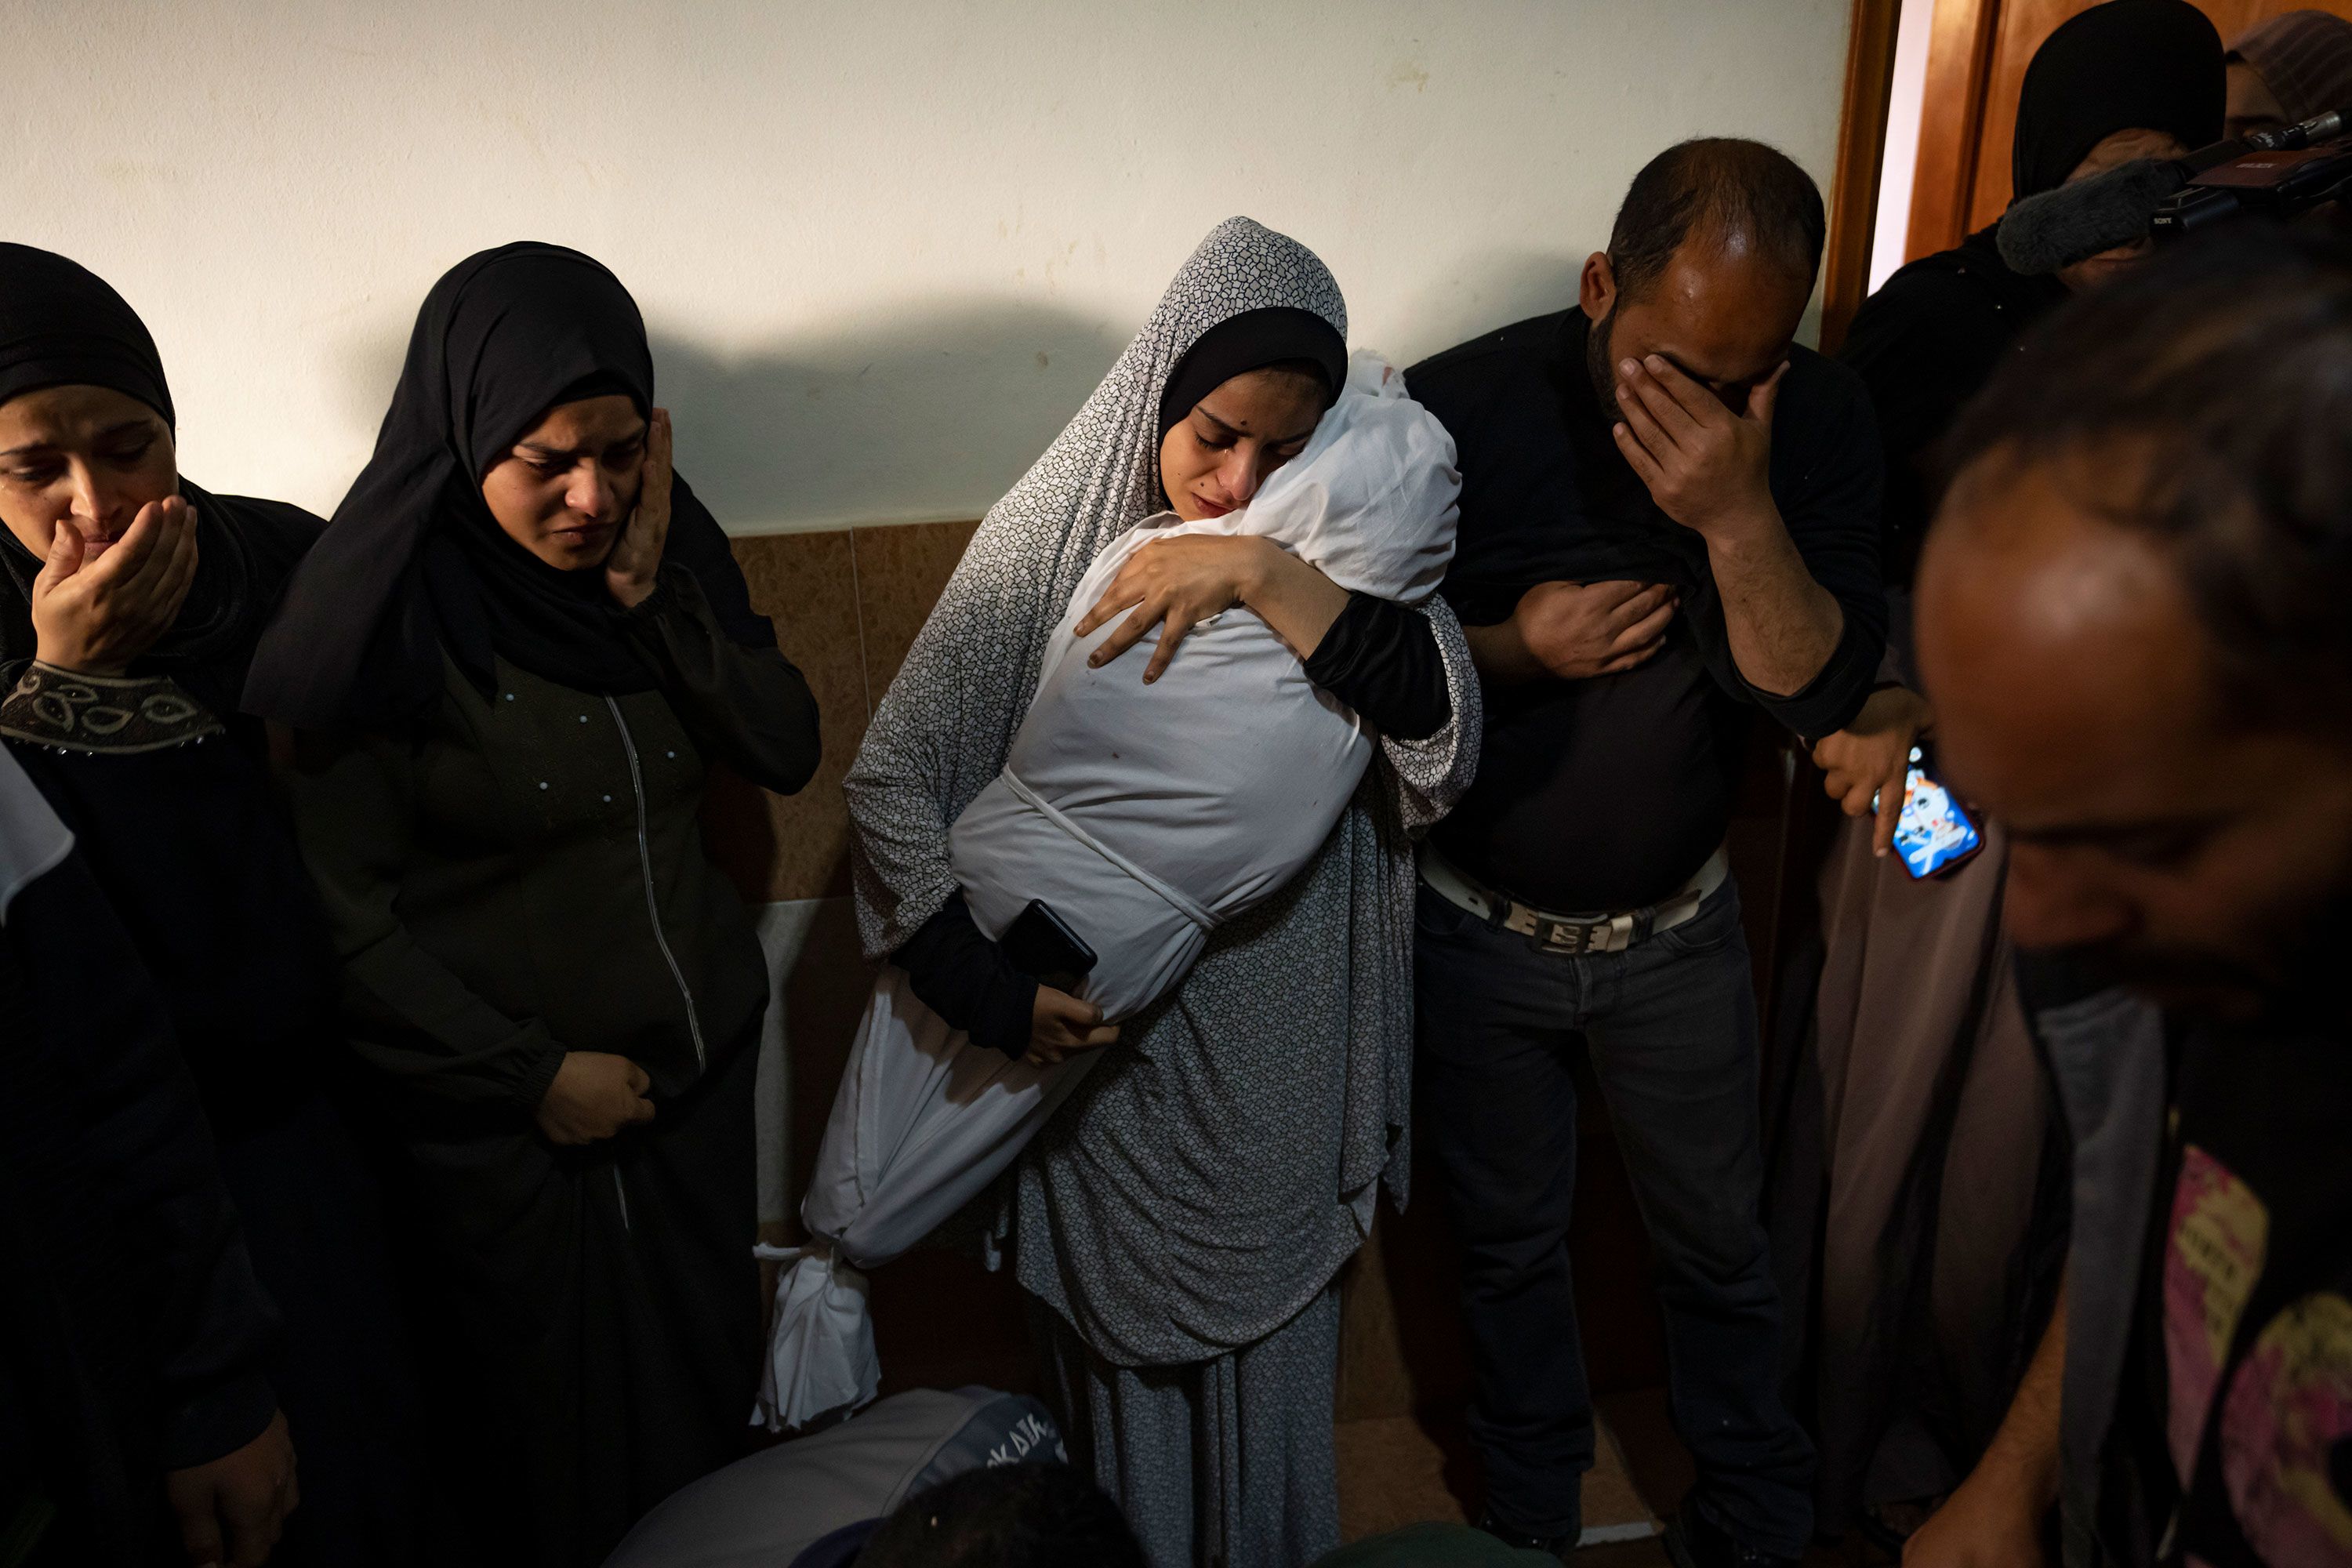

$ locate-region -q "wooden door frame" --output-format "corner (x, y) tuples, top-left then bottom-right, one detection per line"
(1906, 0), (2005, 259)
(1821, 0), (1908, 350)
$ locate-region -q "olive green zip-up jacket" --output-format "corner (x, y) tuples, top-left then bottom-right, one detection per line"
(289, 566), (819, 1116)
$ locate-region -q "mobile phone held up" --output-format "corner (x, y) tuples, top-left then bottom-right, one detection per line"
(1000, 900), (1099, 996)
(1877, 746), (1984, 880)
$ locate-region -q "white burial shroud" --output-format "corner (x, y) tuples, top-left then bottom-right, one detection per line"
(757, 352), (1459, 1430)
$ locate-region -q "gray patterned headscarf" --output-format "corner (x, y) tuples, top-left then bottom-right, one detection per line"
(846, 216), (1479, 1365)
(849, 217), (1353, 950)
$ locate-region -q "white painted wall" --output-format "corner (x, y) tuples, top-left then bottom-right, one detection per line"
(8, 1), (1854, 534)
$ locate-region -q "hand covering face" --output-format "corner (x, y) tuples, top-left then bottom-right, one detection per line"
(241, 242), (771, 731)
(0, 245), (318, 717)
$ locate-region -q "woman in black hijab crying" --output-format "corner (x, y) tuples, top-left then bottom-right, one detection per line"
(0, 244), (430, 1566)
(247, 242), (821, 1567)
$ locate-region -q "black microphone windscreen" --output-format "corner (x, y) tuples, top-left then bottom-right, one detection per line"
(1996, 159), (2189, 275)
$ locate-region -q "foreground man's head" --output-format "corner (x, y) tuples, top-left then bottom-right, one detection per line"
(1917, 228), (2352, 1023)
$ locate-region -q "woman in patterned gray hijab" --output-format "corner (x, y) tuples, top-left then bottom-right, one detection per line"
(844, 216), (1479, 1563)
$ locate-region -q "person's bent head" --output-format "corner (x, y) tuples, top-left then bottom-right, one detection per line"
(2011, 0), (2224, 292)
(855, 1464), (1145, 1568)
(0, 247), (180, 569)
(1578, 136), (1824, 426)
(1916, 227), (2352, 1024)
(1155, 307), (1345, 524)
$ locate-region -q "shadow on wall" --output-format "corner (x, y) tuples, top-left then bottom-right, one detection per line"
(332, 296), (1124, 536)
(1391, 244), (1831, 358)
(652, 298), (1124, 533)
(1392, 247), (1589, 356)
(332, 246), (1615, 545)
(331, 241), (1636, 545)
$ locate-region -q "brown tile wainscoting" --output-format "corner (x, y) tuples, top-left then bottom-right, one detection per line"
(713, 519), (981, 905)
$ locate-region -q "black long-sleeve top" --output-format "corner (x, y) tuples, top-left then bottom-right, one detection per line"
(1838, 228), (2066, 593)
(1405, 309), (1886, 912)
(290, 561), (822, 1114)
(1, 666), (343, 1139)
(895, 588), (1450, 1054)
(1, 836), (281, 1563)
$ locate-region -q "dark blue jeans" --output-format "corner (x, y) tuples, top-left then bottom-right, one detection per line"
(1414, 875), (1813, 1556)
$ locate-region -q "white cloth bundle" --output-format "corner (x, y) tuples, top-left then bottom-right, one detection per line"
(757, 352), (1458, 1430)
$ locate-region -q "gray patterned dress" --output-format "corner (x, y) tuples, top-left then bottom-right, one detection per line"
(843, 217), (1479, 1566)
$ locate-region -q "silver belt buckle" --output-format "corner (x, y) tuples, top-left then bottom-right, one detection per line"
(1533, 918), (1588, 954)
(1535, 911), (1635, 955)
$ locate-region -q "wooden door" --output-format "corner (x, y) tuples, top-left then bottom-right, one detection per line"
(1904, 0), (2352, 260)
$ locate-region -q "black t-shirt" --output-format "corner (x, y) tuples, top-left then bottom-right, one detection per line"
(1404, 310), (1885, 912)
(2118, 1022), (2352, 1567)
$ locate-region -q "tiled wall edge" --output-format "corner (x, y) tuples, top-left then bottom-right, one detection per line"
(724, 513), (983, 539)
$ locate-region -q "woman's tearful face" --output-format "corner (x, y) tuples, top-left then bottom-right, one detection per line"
(1158, 367), (1327, 523)
(0, 383), (177, 563)
(479, 394), (648, 571)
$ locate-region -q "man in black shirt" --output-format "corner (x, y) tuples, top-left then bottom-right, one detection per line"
(1914, 230), (2352, 1568)
(1404, 140), (1883, 1566)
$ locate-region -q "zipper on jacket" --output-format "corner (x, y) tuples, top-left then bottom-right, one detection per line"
(612, 1165), (633, 1232)
(604, 695), (707, 1069)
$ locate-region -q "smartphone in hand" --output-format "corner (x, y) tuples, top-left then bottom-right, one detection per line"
(1878, 746), (1984, 880)
(1001, 900), (1098, 994)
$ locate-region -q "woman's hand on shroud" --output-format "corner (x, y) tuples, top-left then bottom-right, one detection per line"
(606, 407), (672, 610)
(1024, 986), (1119, 1069)
(1076, 534), (1275, 683)
(31, 495), (199, 675)
(1812, 684), (1932, 858)
(535, 1051), (658, 1145)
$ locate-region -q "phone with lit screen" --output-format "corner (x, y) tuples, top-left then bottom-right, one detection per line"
(1880, 746), (1984, 880)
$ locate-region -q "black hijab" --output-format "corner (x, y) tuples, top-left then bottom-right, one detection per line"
(243, 242), (772, 731)
(1155, 306), (1347, 443)
(2012, 0), (2225, 201)
(0, 245), (318, 720)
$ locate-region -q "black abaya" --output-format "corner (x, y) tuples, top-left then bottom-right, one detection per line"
(0, 245), (430, 1565)
(0, 763), (280, 1566)
(260, 243), (820, 1566)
